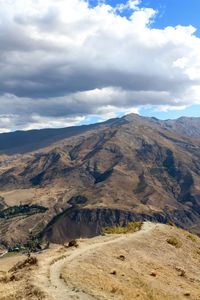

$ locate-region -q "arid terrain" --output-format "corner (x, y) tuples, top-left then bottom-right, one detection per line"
(1, 114), (200, 246)
(0, 222), (200, 300)
(2, 0), (200, 298)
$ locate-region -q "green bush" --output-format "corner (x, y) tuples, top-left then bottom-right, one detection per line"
(0, 204), (48, 219)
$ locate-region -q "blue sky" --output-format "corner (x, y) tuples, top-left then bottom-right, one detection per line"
(141, 0), (200, 37)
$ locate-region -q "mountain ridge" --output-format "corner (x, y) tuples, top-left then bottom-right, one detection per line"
(1, 113), (200, 155)
(0, 113), (200, 245)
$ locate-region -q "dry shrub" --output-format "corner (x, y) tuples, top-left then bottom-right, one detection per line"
(0, 272), (22, 283)
(68, 240), (79, 248)
(167, 221), (176, 227)
(117, 255), (126, 261)
(175, 267), (186, 277)
(0, 273), (10, 283)
(187, 234), (197, 243)
(166, 236), (182, 248)
(25, 284), (46, 299)
(103, 221), (143, 234)
(9, 256), (38, 273)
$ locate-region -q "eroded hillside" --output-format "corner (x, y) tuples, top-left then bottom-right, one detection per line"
(0, 114), (200, 244)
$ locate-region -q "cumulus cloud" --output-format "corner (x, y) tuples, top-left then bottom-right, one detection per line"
(0, 0), (200, 131)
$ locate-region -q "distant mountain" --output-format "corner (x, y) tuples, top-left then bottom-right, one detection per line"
(159, 116), (200, 139)
(0, 113), (200, 245)
(0, 118), (118, 155)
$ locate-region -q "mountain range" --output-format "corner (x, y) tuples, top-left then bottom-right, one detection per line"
(0, 114), (200, 246)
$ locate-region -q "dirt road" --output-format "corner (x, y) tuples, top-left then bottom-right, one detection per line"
(34, 222), (157, 300)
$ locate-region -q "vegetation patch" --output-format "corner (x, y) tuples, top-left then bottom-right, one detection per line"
(68, 195), (88, 205)
(67, 240), (79, 248)
(9, 256), (38, 273)
(0, 196), (7, 211)
(187, 234), (197, 243)
(0, 204), (48, 219)
(167, 220), (176, 227)
(166, 236), (182, 248)
(25, 284), (46, 300)
(103, 221), (143, 234)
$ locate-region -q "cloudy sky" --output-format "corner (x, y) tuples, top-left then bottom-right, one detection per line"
(1, 0), (200, 132)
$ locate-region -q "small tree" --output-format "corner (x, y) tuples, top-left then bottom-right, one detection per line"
(26, 230), (42, 253)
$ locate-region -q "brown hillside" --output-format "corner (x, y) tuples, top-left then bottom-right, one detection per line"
(0, 114), (200, 244)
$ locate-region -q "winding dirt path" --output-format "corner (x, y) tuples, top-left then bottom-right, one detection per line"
(34, 222), (157, 300)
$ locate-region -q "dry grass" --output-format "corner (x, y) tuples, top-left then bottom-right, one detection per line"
(9, 256), (38, 273)
(167, 221), (176, 227)
(60, 223), (200, 300)
(0, 257), (38, 285)
(50, 254), (67, 265)
(25, 284), (46, 299)
(187, 233), (197, 243)
(103, 221), (143, 234)
(0, 254), (44, 300)
(1, 222), (200, 300)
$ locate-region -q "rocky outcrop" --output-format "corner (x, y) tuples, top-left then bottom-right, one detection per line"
(42, 207), (200, 243)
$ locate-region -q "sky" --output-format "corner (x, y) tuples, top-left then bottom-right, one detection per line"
(0, 0), (200, 132)
(91, 0), (200, 36)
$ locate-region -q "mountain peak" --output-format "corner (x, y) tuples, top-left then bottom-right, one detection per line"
(122, 113), (141, 122)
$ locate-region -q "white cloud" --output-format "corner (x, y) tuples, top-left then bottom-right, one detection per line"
(115, 0), (141, 12)
(0, 0), (200, 131)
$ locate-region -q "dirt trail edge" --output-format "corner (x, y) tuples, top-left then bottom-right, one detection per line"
(34, 222), (157, 300)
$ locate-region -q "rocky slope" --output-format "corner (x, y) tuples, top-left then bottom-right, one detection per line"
(0, 114), (200, 244)
(161, 116), (200, 138)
